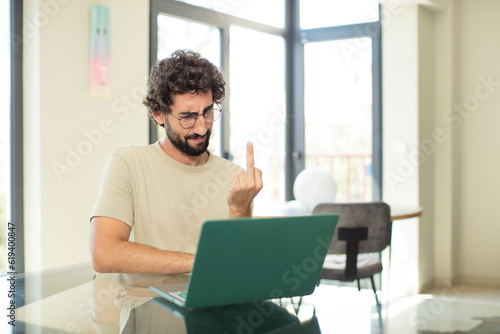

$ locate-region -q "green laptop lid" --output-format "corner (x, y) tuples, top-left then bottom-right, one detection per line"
(184, 214), (338, 308)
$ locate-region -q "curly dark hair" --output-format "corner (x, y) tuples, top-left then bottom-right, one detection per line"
(143, 50), (225, 126)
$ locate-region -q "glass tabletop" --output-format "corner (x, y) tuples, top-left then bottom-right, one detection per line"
(4, 263), (500, 333)
(2, 264), (342, 334)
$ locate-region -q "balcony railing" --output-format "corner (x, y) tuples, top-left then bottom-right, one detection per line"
(305, 154), (373, 202)
(262, 153), (373, 205)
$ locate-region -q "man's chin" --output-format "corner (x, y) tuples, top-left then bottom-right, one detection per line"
(184, 139), (209, 156)
(185, 148), (206, 157)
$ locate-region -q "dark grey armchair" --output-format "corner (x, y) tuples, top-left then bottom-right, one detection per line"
(312, 202), (392, 307)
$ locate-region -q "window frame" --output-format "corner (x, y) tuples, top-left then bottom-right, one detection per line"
(10, 0), (25, 274)
(149, 0), (382, 201)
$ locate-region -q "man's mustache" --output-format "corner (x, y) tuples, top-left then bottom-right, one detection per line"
(186, 130), (211, 140)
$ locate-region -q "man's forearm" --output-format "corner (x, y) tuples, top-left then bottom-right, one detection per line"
(92, 239), (194, 274)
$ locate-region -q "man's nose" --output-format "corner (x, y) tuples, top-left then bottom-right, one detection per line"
(192, 114), (208, 135)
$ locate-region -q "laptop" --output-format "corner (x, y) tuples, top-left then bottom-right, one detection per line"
(150, 214), (338, 308)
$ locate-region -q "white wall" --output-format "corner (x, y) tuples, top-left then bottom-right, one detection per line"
(433, 0), (460, 286)
(384, 0), (500, 292)
(432, 0), (500, 288)
(417, 5), (436, 291)
(382, 3), (421, 295)
(23, 0), (149, 271)
(454, 0), (500, 286)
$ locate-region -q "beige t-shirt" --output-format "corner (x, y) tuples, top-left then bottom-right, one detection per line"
(91, 142), (241, 254)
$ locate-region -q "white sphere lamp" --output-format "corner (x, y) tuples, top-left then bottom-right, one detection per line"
(293, 167), (337, 211)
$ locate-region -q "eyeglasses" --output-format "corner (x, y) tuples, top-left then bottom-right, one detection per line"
(169, 105), (222, 129)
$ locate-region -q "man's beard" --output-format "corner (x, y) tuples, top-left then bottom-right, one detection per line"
(165, 121), (211, 157)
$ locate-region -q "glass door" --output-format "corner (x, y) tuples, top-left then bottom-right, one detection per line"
(229, 26), (286, 208)
(304, 38), (374, 202)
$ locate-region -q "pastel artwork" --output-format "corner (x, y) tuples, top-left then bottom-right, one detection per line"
(90, 5), (110, 97)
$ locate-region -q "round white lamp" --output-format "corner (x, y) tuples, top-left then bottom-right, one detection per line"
(293, 167), (337, 211)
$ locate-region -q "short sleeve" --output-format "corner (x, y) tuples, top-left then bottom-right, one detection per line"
(90, 151), (135, 228)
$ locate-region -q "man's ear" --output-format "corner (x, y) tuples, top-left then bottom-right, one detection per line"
(152, 111), (165, 126)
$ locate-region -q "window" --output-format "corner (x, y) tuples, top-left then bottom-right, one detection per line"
(0, 0), (10, 272)
(156, 13), (222, 154)
(150, 0), (382, 208)
(177, 0), (285, 28)
(300, 0), (379, 29)
(304, 38), (374, 202)
(229, 26), (285, 206)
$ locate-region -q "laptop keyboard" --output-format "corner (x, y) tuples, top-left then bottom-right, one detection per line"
(170, 290), (188, 301)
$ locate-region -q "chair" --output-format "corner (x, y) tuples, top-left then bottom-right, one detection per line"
(312, 202), (392, 307)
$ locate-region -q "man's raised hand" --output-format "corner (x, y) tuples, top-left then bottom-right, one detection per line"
(227, 142), (263, 218)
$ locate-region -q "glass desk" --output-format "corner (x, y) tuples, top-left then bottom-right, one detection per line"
(3, 263), (383, 334)
(5, 264), (497, 333)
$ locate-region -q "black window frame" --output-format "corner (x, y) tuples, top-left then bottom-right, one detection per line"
(9, 0), (25, 274)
